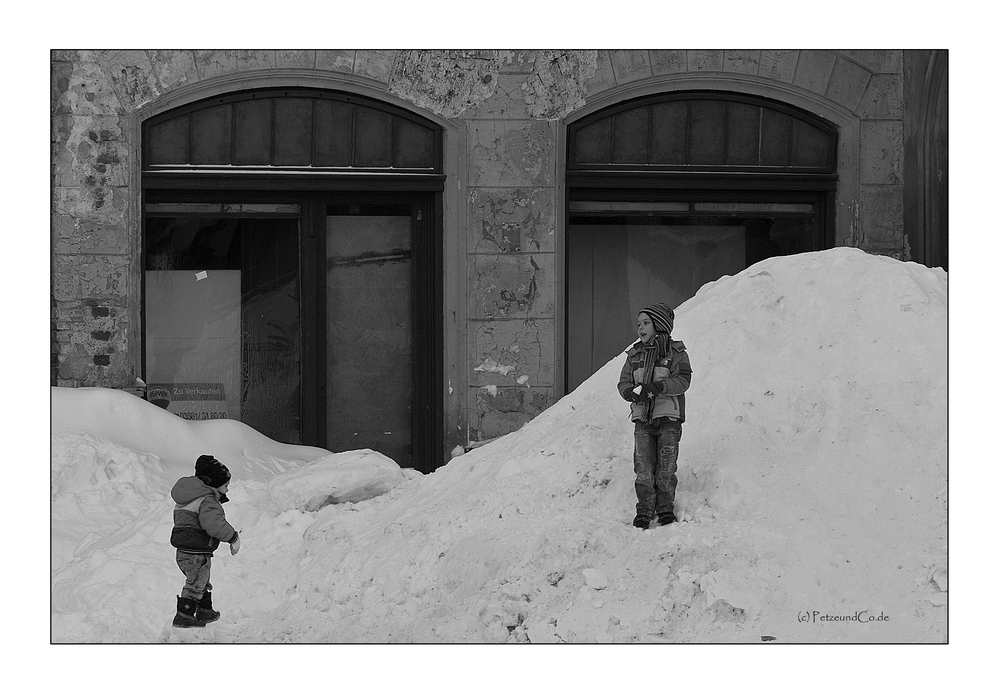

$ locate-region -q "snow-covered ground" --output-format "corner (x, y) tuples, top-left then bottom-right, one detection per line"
(51, 248), (947, 641)
(44, 247), (971, 685)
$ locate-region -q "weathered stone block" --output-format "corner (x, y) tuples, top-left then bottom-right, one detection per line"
(860, 121), (903, 185)
(502, 50), (540, 74)
(840, 50), (902, 74)
(52, 255), (131, 302)
(52, 213), (129, 255)
(584, 51), (617, 98)
(316, 50), (356, 73)
(235, 50), (278, 72)
(52, 115), (129, 188)
(52, 185), (128, 226)
(471, 318), (555, 387)
(355, 50), (398, 83)
(193, 50), (276, 80)
(859, 185), (905, 250)
(276, 50), (316, 69)
(97, 50), (161, 109)
(470, 188), (555, 253)
(649, 50), (686, 75)
(826, 57), (872, 112)
(793, 50), (836, 94)
(193, 50), (239, 80)
(392, 50), (506, 119)
(857, 74), (903, 120)
(149, 50), (199, 92)
(723, 50), (761, 75)
(758, 50), (798, 83)
(51, 61), (75, 113)
(610, 50), (652, 84)
(52, 60), (122, 117)
(470, 253), (555, 320)
(687, 50), (724, 72)
(52, 297), (133, 387)
(470, 386), (555, 441)
(520, 50), (594, 121)
(468, 121), (555, 187)
(51, 50), (79, 63)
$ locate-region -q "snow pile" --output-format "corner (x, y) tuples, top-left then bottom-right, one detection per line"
(50, 248), (947, 643)
(267, 450), (417, 512)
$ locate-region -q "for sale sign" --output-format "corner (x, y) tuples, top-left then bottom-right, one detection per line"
(146, 383), (231, 421)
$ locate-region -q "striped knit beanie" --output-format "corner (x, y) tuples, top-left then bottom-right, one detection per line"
(639, 303), (674, 335)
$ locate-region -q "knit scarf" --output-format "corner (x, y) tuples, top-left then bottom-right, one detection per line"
(637, 332), (670, 423)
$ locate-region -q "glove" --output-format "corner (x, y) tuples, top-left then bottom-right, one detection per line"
(636, 383), (661, 401)
(230, 537), (241, 556)
(624, 389), (640, 403)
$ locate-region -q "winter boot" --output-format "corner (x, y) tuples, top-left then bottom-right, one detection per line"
(196, 591), (221, 623)
(172, 596), (208, 628)
(655, 511), (676, 526)
(632, 515), (651, 529)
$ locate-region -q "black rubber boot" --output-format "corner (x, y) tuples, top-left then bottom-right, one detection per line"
(196, 591), (221, 623)
(632, 515), (651, 529)
(173, 596), (208, 628)
(655, 512), (676, 526)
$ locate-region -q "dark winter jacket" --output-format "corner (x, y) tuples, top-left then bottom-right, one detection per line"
(169, 476), (238, 555)
(617, 338), (693, 422)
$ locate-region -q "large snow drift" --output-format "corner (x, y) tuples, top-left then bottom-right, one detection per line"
(50, 248), (947, 643)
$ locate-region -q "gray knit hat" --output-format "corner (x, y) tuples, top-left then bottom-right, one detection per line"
(638, 303), (674, 335)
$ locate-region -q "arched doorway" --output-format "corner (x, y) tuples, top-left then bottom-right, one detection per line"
(141, 88), (445, 471)
(565, 91), (839, 390)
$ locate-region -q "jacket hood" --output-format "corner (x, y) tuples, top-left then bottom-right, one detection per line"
(171, 476), (218, 505)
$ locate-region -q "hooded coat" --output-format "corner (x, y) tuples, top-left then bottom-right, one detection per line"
(169, 476), (238, 555)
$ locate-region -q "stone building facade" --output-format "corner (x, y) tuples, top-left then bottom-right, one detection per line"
(50, 49), (947, 471)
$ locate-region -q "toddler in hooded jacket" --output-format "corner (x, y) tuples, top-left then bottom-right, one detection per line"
(617, 303), (693, 529)
(169, 454), (241, 628)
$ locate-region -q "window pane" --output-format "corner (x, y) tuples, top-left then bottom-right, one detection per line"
(760, 109), (791, 166)
(395, 118), (435, 169)
(726, 102), (760, 165)
(790, 120), (832, 168)
(574, 119), (613, 164)
(273, 98), (314, 166)
(148, 116), (189, 165)
(233, 98), (273, 165)
(650, 102), (687, 164)
(144, 216), (301, 444)
(688, 100), (726, 164)
(566, 210), (816, 390)
(326, 210), (412, 466)
(354, 107), (393, 167)
(613, 107), (649, 164)
(314, 100), (354, 167)
(190, 105), (232, 164)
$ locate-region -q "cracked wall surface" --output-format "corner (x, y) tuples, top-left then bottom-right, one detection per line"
(52, 49), (923, 452)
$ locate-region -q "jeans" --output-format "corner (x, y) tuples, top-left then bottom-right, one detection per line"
(176, 550), (213, 600)
(633, 418), (682, 518)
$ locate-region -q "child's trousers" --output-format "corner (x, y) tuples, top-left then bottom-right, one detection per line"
(633, 417), (682, 519)
(176, 550), (213, 601)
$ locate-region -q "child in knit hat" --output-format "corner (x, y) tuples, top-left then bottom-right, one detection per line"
(616, 303), (693, 529)
(168, 454), (241, 628)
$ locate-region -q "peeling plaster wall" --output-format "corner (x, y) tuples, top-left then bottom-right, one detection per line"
(51, 49), (923, 454)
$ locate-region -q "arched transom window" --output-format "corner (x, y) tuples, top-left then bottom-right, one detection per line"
(568, 91), (837, 173)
